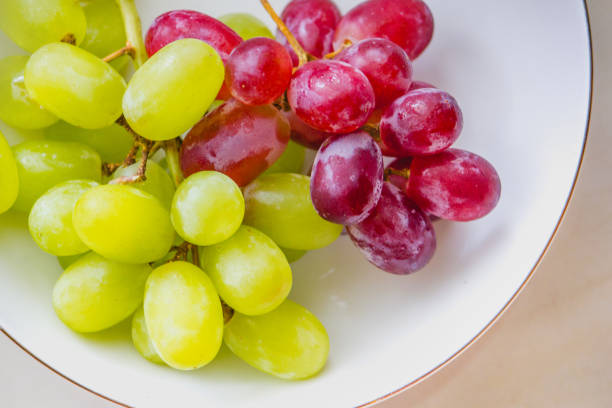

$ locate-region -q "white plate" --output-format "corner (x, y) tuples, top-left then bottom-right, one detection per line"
(0, 1), (591, 407)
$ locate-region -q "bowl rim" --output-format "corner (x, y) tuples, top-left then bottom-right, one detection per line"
(1, 1), (593, 406)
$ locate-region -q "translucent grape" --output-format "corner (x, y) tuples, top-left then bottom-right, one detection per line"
(224, 300), (329, 380)
(0, 0), (86, 53)
(112, 161), (175, 210)
(263, 141), (306, 175)
(171, 171), (244, 246)
(0, 131), (19, 214)
(200, 226), (292, 316)
(57, 253), (87, 270)
(45, 121), (132, 164)
(0, 56), (58, 130)
(144, 261), (223, 370)
(80, 0), (129, 71)
(12, 140), (101, 212)
(219, 13), (274, 40)
(280, 247), (307, 263)
(131, 306), (164, 365)
(25, 43), (127, 129)
(29, 180), (99, 256)
(73, 185), (175, 264)
(52, 252), (151, 333)
(283, 110), (333, 150)
(243, 173), (343, 250)
(180, 100), (290, 186)
(122, 39), (224, 141)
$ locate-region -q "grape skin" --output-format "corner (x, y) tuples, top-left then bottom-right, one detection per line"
(283, 109), (334, 150)
(219, 13), (274, 40)
(0, 131), (19, 214)
(263, 141), (306, 175)
(131, 306), (165, 365)
(112, 161), (175, 210)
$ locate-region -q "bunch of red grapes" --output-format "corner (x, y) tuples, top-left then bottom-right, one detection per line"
(146, 0), (501, 276)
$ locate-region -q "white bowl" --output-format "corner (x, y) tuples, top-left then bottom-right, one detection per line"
(0, 1), (591, 407)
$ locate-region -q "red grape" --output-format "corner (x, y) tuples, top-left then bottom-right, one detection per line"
(408, 148), (501, 221)
(277, 0), (342, 65)
(385, 157), (412, 191)
(311, 131), (384, 225)
(409, 80), (436, 91)
(226, 38), (293, 106)
(180, 100), (290, 187)
(283, 110), (334, 150)
(347, 182), (436, 275)
(335, 38), (413, 109)
(333, 0), (434, 60)
(380, 88), (463, 156)
(287, 60), (375, 134)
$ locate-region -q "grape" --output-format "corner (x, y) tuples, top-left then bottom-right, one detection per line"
(277, 0), (342, 65)
(12, 140), (101, 212)
(263, 141), (306, 175)
(144, 261), (223, 370)
(347, 182), (436, 275)
(280, 247), (306, 263)
(311, 131), (384, 225)
(29, 180), (99, 257)
(180, 100), (290, 186)
(224, 300), (329, 380)
(287, 60), (375, 134)
(409, 80), (436, 91)
(112, 161), (175, 210)
(0, 56), (58, 130)
(25, 43), (127, 130)
(0, 131), (19, 214)
(243, 173), (343, 250)
(200, 226), (292, 316)
(131, 306), (164, 365)
(407, 148), (501, 221)
(0, 0), (87, 53)
(218, 13), (274, 40)
(73, 184), (175, 264)
(57, 253), (87, 270)
(80, 0), (129, 72)
(335, 38), (414, 109)
(385, 157), (412, 191)
(52, 252), (151, 333)
(380, 89), (463, 156)
(333, 0), (434, 60)
(171, 171), (244, 246)
(225, 38), (293, 106)
(283, 110), (333, 150)
(45, 121), (132, 164)
(123, 39), (224, 141)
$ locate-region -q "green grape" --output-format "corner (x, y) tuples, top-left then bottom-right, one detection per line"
(25, 43), (127, 129)
(45, 121), (132, 164)
(12, 140), (101, 212)
(57, 253), (88, 270)
(218, 13), (274, 40)
(207, 99), (224, 113)
(0, 0), (86, 53)
(131, 306), (164, 365)
(224, 300), (329, 380)
(29, 180), (99, 256)
(73, 184), (175, 264)
(144, 261), (223, 370)
(244, 173), (343, 250)
(263, 141), (306, 175)
(0, 56), (58, 130)
(280, 247), (307, 263)
(80, 0), (129, 72)
(200, 225), (292, 316)
(112, 161), (175, 210)
(123, 39), (224, 141)
(171, 171), (244, 246)
(0, 131), (19, 214)
(52, 252), (151, 333)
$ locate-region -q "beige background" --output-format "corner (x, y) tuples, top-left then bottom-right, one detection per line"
(2, 0), (611, 406)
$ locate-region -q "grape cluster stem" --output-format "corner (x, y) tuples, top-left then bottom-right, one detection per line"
(102, 44), (135, 63)
(384, 167), (411, 181)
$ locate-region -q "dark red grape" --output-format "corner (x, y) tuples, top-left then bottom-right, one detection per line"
(180, 100), (290, 187)
(288, 60), (375, 134)
(347, 182), (436, 275)
(226, 38), (293, 106)
(283, 110), (334, 150)
(380, 88), (463, 156)
(277, 0), (342, 65)
(335, 38), (413, 109)
(385, 157), (412, 191)
(408, 148), (501, 221)
(409, 80), (436, 91)
(334, 0), (434, 60)
(311, 131), (384, 225)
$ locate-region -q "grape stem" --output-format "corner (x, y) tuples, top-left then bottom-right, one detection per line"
(324, 40), (353, 59)
(222, 301), (235, 325)
(102, 45), (135, 63)
(384, 167), (411, 180)
(259, 0), (310, 67)
(115, 0), (148, 68)
(60, 33), (76, 45)
(164, 138), (184, 187)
